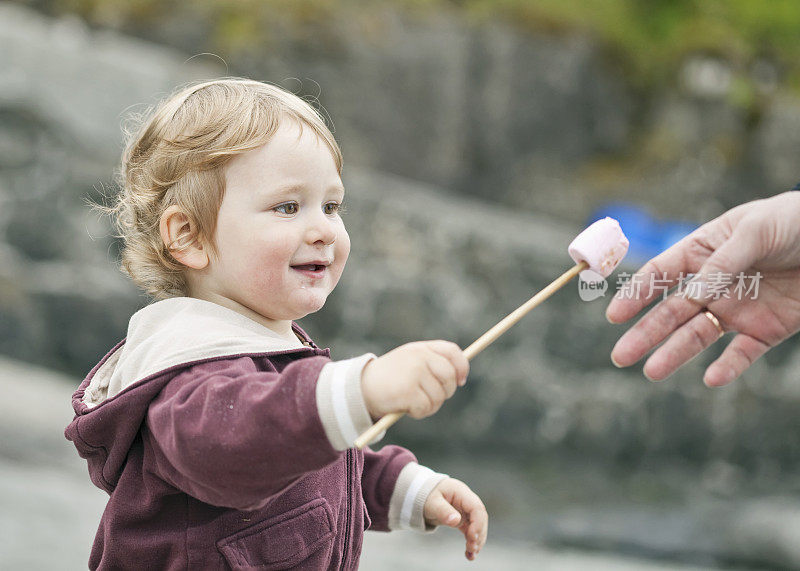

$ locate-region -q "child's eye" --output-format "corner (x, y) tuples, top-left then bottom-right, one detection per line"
(323, 201), (342, 215)
(274, 202), (299, 215)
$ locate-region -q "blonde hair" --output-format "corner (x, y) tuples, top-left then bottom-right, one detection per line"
(98, 77), (342, 300)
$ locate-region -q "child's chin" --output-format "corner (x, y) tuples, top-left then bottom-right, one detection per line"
(285, 284), (332, 312)
(291, 295), (329, 317)
(289, 307), (318, 320)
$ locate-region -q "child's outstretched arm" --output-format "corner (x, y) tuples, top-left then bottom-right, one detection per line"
(424, 478), (488, 561)
(144, 339), (468, 512)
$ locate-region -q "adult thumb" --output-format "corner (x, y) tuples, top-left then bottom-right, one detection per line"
(427, 495), (461, 527)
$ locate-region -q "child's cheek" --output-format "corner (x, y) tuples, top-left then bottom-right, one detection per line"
(333, 224), (351, 280)
(249, 238), (293, 289)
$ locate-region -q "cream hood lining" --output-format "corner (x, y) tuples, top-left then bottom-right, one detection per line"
(83, 297), (307, 407)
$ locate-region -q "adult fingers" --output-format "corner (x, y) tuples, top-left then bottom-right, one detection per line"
(689, 223), (763, 302)
(704, 333), (771, 387)
(607, 214), (763, 324)
(642, 310), (726, 381)
(610, 293), (700, 368)
(606, 232), (699, 324)
(605, 205), (760, 325)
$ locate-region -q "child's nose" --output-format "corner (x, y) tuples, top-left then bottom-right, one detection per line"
(305, 212), (337, 245)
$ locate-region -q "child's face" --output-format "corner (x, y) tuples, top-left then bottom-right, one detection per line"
(202, 120), (349, 324)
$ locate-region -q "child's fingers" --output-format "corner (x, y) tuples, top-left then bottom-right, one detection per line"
(409, 359), (455, 417)
(444, 482), (488, 560)
(423, 351), (459, 399)
(463, 504), (488, 559)
(426, 340), (469, 385)
(429, 479), (489, 560)
(423, 492), (462, 527)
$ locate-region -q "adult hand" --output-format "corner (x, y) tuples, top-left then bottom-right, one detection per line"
(606, 191), (800, 387)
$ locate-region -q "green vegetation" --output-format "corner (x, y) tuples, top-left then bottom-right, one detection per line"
(458, 0), (800, 89)
(30, 0), (800, 90)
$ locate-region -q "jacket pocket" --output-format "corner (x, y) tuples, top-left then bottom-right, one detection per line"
(217, 498), (336, 570)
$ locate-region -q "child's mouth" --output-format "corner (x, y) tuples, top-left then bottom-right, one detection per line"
(291, 264), (327, 278)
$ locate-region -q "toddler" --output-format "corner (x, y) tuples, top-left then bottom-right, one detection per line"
(66, 78), (488, 569)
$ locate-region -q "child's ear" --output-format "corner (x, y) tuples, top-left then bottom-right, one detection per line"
(159, 205), (209, 270)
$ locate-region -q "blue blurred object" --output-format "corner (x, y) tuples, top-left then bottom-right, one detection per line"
(588, 202), (698, 267)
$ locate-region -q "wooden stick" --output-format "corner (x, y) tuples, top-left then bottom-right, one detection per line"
(353, 260), (589, 449)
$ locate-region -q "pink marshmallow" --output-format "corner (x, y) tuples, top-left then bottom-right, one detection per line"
(568, 217), (629, 278)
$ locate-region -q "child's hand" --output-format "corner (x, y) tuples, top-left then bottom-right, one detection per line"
(361, 341), (469, 420)
(424, 478), (488, 561)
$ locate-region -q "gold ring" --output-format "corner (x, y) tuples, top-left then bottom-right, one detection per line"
(703, 310), (724, 339)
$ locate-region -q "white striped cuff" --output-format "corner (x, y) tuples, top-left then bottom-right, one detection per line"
(387, 463), (449, 532)
(316, 353), (383, 450)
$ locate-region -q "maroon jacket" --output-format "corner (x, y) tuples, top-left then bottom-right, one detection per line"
(66, 297), (446, 570)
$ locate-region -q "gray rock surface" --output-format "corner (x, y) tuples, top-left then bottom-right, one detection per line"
(72, 2), (800, 220)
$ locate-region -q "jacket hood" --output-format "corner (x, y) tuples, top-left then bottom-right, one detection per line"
(82, 297), (308, 407)
(65, 297), (316, 493)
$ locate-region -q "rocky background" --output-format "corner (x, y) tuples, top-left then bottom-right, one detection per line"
(3, 1), (800, 568)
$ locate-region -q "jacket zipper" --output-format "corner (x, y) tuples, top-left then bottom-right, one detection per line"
(340, 449), (352, 570)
